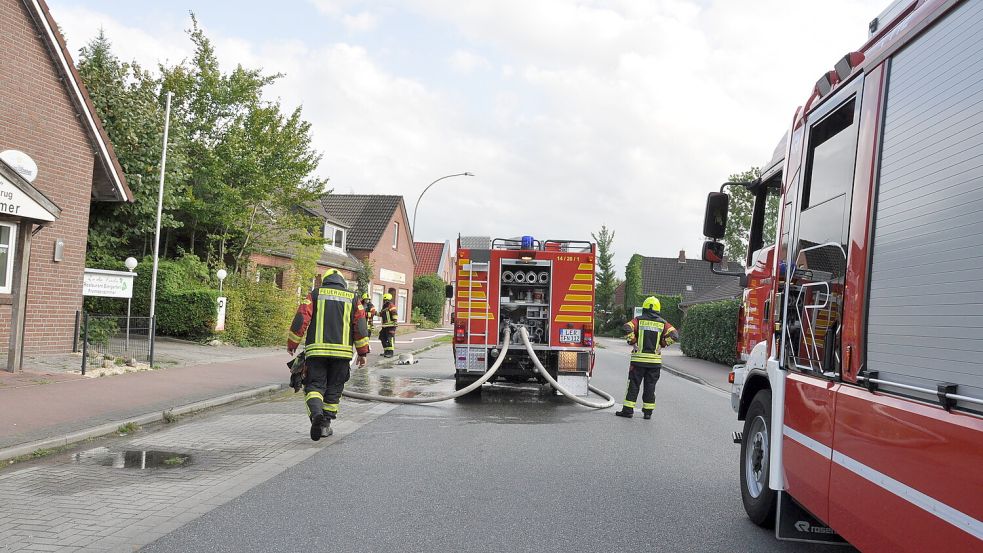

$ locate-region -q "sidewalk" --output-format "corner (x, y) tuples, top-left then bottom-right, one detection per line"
(0, 329), (449, 459)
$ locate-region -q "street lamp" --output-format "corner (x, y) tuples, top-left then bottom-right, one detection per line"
(124, 257), (138, 351)
(217, 269), (228, 294)
(411, 172), (474, 239)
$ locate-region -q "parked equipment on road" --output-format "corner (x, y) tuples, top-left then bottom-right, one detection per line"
(450, 236), (598, 401)
(701, 1), (983, 550)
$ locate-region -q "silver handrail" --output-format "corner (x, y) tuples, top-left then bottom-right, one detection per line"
(856, 375), (983, 407)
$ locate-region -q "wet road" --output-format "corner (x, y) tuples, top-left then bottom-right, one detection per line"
(143, 341), (849, 552)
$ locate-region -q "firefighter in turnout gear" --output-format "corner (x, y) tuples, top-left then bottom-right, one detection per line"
(616, 296), (679, 420)
(379, 293), (398, 358)
(361, 293), (377, 340)
(287, 270), (370, 441)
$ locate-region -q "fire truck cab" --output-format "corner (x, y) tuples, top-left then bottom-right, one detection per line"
(451, 236), (596, 399)
(702, 1), (983, 550)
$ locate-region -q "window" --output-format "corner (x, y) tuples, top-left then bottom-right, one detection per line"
(397, 289), (408, 323)
(323, 224), (345, 252)
(802, 98), (857, 210)
(392, 222), (399, 250)
(372, 285), (384, 325)
(0, 223), (16, 294)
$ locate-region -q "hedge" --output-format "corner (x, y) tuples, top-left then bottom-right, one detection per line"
(413, 273), (445, 324)
(221, 276), (296, 347)
(82, 254), (217, 339)
(680, 298), (740, 366)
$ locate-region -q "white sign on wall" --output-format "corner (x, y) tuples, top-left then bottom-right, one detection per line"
(379, 268), (406, 285)
(215, 296), (227, 331)
(0, 172), (56, 222)
(82, 268), (136, 298)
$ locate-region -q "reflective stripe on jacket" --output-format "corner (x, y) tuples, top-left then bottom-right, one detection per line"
(624, 310), (678, 365)
(381, 301), (398, 328)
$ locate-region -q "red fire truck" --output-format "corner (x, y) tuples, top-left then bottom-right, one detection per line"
(701, 1), (983, 550)
(451, 236), (595, 398)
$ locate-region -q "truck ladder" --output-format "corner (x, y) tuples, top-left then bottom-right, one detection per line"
(464, 261), (491, 371)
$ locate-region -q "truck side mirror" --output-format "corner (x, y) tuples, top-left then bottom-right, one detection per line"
(445, 284), (454, 299)
(702, 241), (725, 264)
(703, 192), (729, 239)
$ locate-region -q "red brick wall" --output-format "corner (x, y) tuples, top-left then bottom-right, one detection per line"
(0, 0), (98, 356)
(351, 204), (416, 323)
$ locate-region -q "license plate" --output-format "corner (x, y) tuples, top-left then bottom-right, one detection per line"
(559, 329), (582, 343)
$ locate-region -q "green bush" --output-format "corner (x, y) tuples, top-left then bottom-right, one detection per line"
(654, 294), (683, 332)
(83, 254), (218, 339)
(85, 317), (119, 347)
(680, 299), (740, 366)
(221, 276), (295, 346)
(413, 273), (445, 324)
(412, 307), (439, 329)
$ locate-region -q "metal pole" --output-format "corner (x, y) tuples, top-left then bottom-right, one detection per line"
(149, 92), (173, 323)
(81, 312), (88, 376)
(125, 292), (132, 352)
(411, 172), (473, 238)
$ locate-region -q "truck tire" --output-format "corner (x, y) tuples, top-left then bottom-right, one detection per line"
(740, 389), (776, 528)
(454, 375), (481, 401)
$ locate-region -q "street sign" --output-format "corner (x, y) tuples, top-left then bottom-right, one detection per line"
(215, 296), (227, 331)
(82, 268), (136, 298)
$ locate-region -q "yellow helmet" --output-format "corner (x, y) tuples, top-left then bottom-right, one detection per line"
(361, 293), (370, 300)
(642, 296), (661, 312)
(324, 269), (339, 277)
(383, 293), (393, 301)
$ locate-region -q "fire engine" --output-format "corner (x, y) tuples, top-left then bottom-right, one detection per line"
(701, 0), (983, 550)
(451, 236), (595, 399)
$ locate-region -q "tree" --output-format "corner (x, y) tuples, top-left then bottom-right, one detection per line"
(591, 225), (617, 327)
(413, 274), (446, 323)
(77, 30), (189, 262)
(624, 254), (643, 313)
(721, 167), (778, 264)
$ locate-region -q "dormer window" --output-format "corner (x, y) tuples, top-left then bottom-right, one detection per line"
(324, 223), (346, 252)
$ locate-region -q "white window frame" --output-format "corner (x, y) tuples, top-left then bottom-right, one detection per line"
(397, 289), (408, 323)
(0, 222), (15, 294)
(392, 222), (399, 250)
(323, 223), (346, 252)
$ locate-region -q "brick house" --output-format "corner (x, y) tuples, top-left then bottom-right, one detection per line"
(321, 195), (417, 324)
(0, 0), (132, 371)
(248, 205), (363, 293)
(414, 240), (453, 325)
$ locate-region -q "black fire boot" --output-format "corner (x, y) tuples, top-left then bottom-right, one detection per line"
(310, 412), (325, 442)
(321, 419), (333, 438)
(642, 409), (653, 420)
(615, 407), (634, 418)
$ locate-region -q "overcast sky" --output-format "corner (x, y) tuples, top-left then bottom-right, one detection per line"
(50, 0), (886, 271)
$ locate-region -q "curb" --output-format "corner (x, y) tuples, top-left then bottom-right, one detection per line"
(0, 383), (285, 463)
(661, 364), (729, 393)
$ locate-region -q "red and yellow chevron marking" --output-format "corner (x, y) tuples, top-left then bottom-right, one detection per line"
(568, 284), (592, 292)
(458, 312), (495, 320)
(457, 281), (485, 288)
(559, 305), (592, 313)
(457, 290), (487, 299)
(563, 294), (592, 302)
(573, 273), (593, 281)
(578, 263), (594, 271)
(458, 301), (489, 309)
(458, 258), (471, 266)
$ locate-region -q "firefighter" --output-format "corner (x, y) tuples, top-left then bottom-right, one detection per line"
(361, 293), (377, 339)
(287, 269), (369, 441)
(379, 292), (398, 358)
(616, 296), (679, 420)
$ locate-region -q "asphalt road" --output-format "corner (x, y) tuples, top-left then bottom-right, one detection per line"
(143, 343), (849, 552)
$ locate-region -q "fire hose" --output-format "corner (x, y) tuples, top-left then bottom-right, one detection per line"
(340, 326), (614, 409)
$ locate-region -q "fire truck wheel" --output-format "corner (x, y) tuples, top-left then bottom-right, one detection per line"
(454, 375), (481, 401)
(740, 389), (776, 528)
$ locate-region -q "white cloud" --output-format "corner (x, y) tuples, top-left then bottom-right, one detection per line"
(50, 0), (889, 271)
(342, 11), (378, 32)
(448, 50), (491, 74)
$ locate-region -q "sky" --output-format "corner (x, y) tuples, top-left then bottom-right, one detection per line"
(48, 0), (887, 271)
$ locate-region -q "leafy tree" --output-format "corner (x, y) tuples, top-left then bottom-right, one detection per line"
(77, 30), (189, 261)
(591, 225), (617, 327)
(721, 167), (778, 264)
(413, 274), (446, 323)
(624, 254), (643, 313)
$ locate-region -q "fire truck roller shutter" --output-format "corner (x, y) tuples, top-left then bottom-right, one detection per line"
(867, 0), (983, 412)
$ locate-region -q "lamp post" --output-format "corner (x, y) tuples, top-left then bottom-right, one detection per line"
(411, 172), (474, 239)
(217, 268), (228, 294)
(124, 257), (137, 351)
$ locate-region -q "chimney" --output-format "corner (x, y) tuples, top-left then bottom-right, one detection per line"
(678, 249), (686, 263)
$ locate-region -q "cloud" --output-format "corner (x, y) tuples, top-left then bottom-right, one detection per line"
(448, 50), (491, 74)
(50, 0), (889, 272)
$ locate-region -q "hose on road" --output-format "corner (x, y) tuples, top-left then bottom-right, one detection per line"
(340, 326), (614, 409)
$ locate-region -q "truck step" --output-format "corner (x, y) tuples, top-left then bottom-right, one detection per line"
(732, 431), (743, 444)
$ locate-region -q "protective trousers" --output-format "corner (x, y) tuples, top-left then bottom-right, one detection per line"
(379, 327), (395, 356)
(303, 357), (352, 421)
(623, 363), (661, 413)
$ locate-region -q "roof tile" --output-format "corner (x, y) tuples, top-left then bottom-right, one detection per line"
(320, 194), (402, 250)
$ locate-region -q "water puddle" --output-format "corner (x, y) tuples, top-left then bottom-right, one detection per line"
(347, 371), (443, 398)
(73, 447), (192, 469)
